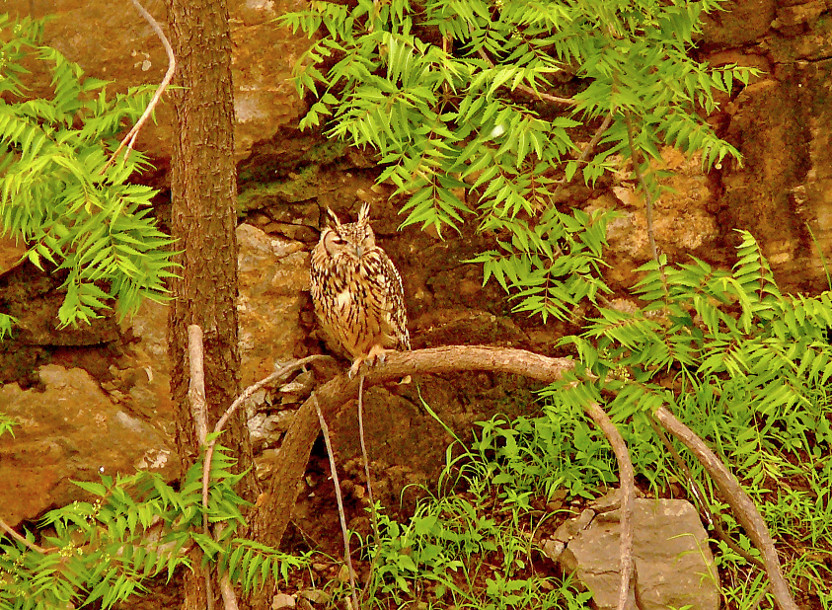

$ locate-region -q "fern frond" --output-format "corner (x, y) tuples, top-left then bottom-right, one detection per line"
(0, 19), (176, 334)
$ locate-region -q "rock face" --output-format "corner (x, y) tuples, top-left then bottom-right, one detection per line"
(236, 223), (310, 385)
(16, 0), (311, 166)
(556, 497), (719, 610)
(0, 365), (178, 527)
(702, 0), (832, 293)
(0, 0), (830, 549)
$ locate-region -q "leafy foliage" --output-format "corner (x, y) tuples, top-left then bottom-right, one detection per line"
(445, 233), (832, 606)
(552, 230), (832, 444)
(0, 446), (309, 610)
(0, 15), (176, 334)
(365, 497), (592, 610)
(284, 0), (755, 320)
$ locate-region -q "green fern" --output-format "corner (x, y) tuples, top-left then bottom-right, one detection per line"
(284, 0), (757, 320)
(0, 16), (176, 331)
(0, 447), (306, 610)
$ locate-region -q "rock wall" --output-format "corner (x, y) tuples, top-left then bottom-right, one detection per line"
(703, 0), (832, 293)
(0, 0), (831, 529)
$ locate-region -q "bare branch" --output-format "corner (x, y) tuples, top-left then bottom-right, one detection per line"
(313, 393), (360, 610)
(653, 406), (798, 610)
(188, 324), (208, 446)
(357, 374), (381, 546)
(103, 0), (175, 171)
(201, 354), (334, 520)
(185, 324), (215, 610)
(647, 414), (765, 570)
(219, 574), (240, 610)
(0, 517), (51, 554)
(251, 346), (575, 547)
(584, 401), (634, 610)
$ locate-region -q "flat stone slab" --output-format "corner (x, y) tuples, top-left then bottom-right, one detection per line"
(557, 496), (719, 610)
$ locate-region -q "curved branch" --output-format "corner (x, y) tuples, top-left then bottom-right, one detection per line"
(249, 344), (795, 610)
(584, 402), (634, 610)
(201, 354), (333, 518)
(251, 346), (573, 546)
(653, 406), (797, 610)
(102, 0), (175, 171)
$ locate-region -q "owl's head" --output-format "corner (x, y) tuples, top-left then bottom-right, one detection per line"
(319, 202), (376, 260)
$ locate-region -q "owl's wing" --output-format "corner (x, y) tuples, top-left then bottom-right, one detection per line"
(367, 249), (411, 351)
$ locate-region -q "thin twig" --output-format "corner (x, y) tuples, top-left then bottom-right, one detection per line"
(313, 393), (361, 610)
(201, 355), (333, 516)
(102, 0), (175, 171)
(357, 373), (383, 604)
(584, 402), (634, 610)
(186, 325), (208, 541)
(188, 325), (209, 447)
(476, 48), (575, 106)
(357, 374), (381, 545)
(623, 111), (659, 263)
(517, 85), (576, 106)
(551, 109), (615, 198)
(580, 110), (615, 163)
(653, 406), (798, 610)
(186, 324), (215, 610)
(0, 517), (51, 554)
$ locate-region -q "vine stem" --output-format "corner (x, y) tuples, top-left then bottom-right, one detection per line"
(313, 393), (361, 610)
(623, 111), (659, 263)
(102, 0), (175, 171)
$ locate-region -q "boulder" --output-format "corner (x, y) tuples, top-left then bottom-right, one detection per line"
(0, 365), (178, 528)
(555, 496), (719, 610)
(236, 223), (310, 385)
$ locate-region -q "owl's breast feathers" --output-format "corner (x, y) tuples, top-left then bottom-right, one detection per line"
(310, 243), (410, 360)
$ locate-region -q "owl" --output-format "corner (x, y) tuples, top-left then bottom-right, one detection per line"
(310, 202), (410, 377)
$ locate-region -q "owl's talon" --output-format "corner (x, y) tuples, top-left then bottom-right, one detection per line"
(348, 359), (363, 379)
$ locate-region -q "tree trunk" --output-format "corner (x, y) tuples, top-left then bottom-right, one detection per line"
(162, 0), (258, 607)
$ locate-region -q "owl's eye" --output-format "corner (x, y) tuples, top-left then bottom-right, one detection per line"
(323, 230), (348, 255)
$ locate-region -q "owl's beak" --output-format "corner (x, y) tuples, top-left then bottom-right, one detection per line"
(355, 245), (363, 257)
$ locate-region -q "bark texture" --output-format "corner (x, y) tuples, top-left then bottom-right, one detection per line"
(163, 0), (257, 607)
(163, 0), (254, 486)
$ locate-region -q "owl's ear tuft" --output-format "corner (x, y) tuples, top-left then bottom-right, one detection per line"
(358, 202), (371, 225)
(325, 207), (341, 227)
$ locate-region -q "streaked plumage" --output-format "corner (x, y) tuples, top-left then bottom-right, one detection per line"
(310, 203), (410, 376)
